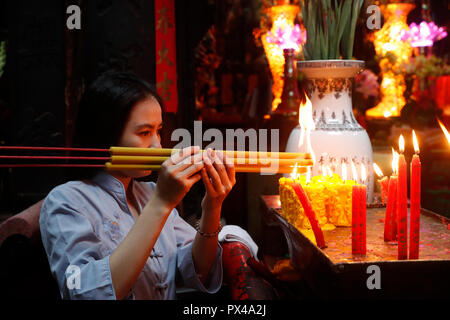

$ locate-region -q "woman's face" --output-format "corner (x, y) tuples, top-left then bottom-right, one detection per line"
(116, 97), (163, 178)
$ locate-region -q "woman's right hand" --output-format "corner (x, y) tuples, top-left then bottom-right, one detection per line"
(153, 146), (204, 211)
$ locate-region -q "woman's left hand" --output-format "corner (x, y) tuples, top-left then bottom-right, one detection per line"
(200, 148), (236, 212)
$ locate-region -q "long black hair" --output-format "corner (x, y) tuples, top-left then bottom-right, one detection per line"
(68, 71), (163, 180)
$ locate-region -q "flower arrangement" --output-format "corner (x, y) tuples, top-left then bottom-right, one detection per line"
(355, 69), (380, 99)
(300, 0), (364, 60)
(265, 23), (307, 51)
(400, 21), (448, 48)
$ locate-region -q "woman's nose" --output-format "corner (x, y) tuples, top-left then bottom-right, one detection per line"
(149, 134), (162, 149)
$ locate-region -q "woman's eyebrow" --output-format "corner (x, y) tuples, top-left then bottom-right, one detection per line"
(135, 123), (163, 130)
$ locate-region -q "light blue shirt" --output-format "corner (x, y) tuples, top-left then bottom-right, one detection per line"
(39, 171), (223, 300)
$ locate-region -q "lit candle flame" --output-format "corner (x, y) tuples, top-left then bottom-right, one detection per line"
(306, 167), (311, 184)
(298, 95), (316, 165)
(298, 95), (315, 131)
(291, 162), (298, 180)
(437, 118), (450, 146)
(399, 135), (405, 153)
(327, 166), (333, 178)
(351, 160), (358, 182)
(373, 163), (383, 177)
(392, 149), (399, 175)
(361, 164), (367, 184)
(342, 162), (347, 181)
(412, 130), (420, 154)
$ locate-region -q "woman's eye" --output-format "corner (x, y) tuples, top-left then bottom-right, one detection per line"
(139, 131), (150, 136)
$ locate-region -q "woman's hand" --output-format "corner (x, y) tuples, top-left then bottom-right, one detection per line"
(200, 149), (236, 212)
(153, 146), (204, 212)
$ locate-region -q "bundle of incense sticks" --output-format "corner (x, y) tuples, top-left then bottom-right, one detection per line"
(0, 146), (313, 174)
(107, 147), (312, 174)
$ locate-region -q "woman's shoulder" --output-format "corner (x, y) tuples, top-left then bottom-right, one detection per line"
(46, 179), (96, 198)
(41, 179), (99, 214)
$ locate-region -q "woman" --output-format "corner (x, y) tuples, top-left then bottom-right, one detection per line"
(40, 71), (235, 300)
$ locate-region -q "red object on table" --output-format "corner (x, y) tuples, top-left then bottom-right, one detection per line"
(378, 176), (389, 206)
(359, 184), (367, 255)
(397, 153), (408, 260)
(292, 183), (326, 249)
(384, 175), (398, 242)
(352, 184), (361, 254)
(409, 153), (421, 259)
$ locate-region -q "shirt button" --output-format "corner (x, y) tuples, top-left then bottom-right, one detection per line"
(155, 283), (168, 290)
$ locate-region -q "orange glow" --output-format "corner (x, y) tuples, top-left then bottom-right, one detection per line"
(261, 5), (301, 112)
(437, 118), (450, 146)
(399, 135), (405, 153)
(373, 163), (383, 177)
(365, 3), (415, 118)
(412, 130), (420, 154)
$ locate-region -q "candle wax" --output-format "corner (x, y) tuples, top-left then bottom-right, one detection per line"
(397, 154), (408, 260)
(409, 154), (421, 259)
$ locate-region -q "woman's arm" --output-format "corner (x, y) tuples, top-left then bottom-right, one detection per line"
(192, 149), (235, 283)
(109, 146), (204, 299)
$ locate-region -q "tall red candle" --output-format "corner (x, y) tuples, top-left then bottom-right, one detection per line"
(410, 131), (421, 259)
(397, 135), (408, 260)
(291, 182), (326, 248)
(352, 184), (361, 254)
(359, 180), (367, 255)
(384, 175), (398, 242)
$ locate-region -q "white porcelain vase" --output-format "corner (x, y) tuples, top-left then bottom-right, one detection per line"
(286, 60), (374, 203)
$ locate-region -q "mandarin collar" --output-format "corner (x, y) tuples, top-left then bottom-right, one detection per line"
(92, 170), (136, 199)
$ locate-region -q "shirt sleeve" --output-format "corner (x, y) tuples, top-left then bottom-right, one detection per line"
(39, 186), (116, 300)
(172, 209), (223, 294)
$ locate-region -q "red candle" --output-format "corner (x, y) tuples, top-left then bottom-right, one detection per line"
(409, 131), (421, 259)
(385, 175), (398, 242)
(397, 135), (408, 260)
(359, 165), (367, 255)
(352, 184), (361, 254)
(351, 161), (363, 255)
(291, 182), (326, 249)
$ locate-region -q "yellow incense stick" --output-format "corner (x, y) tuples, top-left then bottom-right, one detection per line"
(110, 147), (312, 159)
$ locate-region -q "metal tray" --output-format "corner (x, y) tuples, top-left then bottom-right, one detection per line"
(261, 195), (450, 299)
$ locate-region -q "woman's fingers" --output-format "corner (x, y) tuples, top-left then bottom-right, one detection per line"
(168, 146), (200, 165)
(203, 149), (223, 193)
(186, 172), (202, 189)
(200, 168), (215, 194)
(221, 151), (236, 186)
(177, 155), (204, 179)
(167, 147), (203, 176)
(211, 150), (232, 191)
